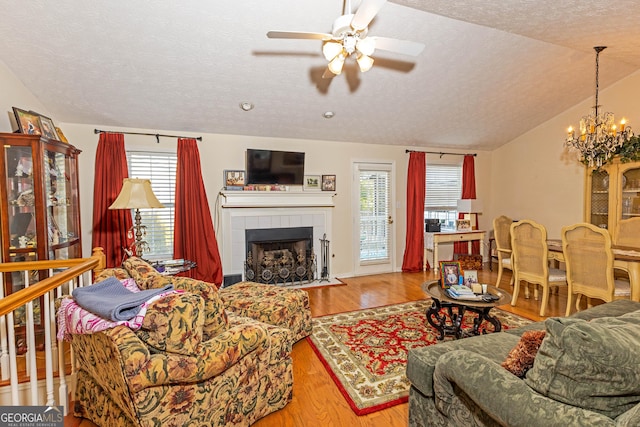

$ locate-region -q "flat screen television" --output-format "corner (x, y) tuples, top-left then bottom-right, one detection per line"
(246, 149), (305, 185)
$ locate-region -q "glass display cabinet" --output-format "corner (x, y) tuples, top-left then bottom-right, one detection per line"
(584, 159), (640, 243)
(0, 132), (81, 350)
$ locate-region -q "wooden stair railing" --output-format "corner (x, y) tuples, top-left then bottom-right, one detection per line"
(0, 247), (105, 413)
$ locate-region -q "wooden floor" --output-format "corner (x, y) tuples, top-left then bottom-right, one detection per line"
(65, 265), (571, 427)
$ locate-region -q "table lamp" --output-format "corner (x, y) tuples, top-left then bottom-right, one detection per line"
(109, 178), (164, 255)
(456, 199), (483, 230)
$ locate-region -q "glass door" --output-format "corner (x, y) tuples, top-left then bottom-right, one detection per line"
(589, 169), (610, 228)
(621, 164), (640, 221)
(353, 162), (395, 275)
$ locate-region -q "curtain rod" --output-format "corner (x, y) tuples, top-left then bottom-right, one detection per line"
(94, 128), (202, 143)
(405, 149), (476, 158)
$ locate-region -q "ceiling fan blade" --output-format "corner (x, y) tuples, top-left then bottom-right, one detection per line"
(370, 36), (425, 56)
(267, 31), (334, 40)
(351, 0), (387, 31)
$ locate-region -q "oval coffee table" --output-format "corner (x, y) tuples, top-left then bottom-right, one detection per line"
(422, 280), (512, 340)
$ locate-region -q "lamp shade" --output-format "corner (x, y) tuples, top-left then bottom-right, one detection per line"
(457, 199), (483, 213)
(109, 178), (164, 210)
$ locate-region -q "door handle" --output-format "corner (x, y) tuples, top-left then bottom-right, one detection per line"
(388, 216), (394, 224)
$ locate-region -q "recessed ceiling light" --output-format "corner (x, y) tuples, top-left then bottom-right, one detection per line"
(323, 111), (335, 119)
(240, 102), (254, 111)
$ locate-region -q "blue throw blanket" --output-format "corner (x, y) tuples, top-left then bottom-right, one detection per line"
(72, 277), (173, 321)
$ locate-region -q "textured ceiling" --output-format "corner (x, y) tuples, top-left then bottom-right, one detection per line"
(1, 0), (639, 150)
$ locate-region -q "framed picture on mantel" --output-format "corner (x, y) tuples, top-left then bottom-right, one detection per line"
(304, 175), (321, 191)
(322, 175), (336, 191)
(224, 170), (245, 190)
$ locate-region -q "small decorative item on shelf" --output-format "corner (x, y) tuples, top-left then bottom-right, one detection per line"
(322, 174), (336, 191)
(55, 127), (69, 143)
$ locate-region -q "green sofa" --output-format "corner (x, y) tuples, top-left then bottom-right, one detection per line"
(406, 300), (640, 427)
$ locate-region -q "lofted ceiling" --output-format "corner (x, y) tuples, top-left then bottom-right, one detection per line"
(1, 0), (640, 151)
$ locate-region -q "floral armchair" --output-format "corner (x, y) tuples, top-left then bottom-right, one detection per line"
(70, 258), (307, 427)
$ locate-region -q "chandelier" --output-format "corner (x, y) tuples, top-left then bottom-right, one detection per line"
(565, 46), (633, 167)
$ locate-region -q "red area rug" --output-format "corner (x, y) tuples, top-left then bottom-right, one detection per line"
(307, 299), (533, 415)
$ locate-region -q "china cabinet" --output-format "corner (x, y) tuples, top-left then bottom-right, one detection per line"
(0, 133), (81, 349)
(584, 158), (640, 243)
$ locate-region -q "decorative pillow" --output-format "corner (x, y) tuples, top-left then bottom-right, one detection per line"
(501, 330), (546, 378)
(135, 292), (204, 355)
(169, 276), (229, 339)
(525, 316), (640, 419)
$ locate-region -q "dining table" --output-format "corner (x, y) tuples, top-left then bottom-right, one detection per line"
(547, 239), (640, 302)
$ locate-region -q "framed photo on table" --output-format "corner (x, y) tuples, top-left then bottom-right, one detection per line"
(440, 261), (462, 289)
(322, 174), (336, 191)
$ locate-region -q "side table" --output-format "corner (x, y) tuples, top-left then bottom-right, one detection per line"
(422, 280), (511, 340)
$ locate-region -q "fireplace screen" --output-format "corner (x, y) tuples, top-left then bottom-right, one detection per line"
(245, 227), (316, 285)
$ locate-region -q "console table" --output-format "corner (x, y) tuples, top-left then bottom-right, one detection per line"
(424, 230), (486, 273)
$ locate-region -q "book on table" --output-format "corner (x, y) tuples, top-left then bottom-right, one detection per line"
(446, 285), (483, 301)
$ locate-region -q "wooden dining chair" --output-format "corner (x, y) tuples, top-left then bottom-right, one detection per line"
(493, 215), (514, 288)
(510, 219), (567, 317)
(562, 222), (631, 316)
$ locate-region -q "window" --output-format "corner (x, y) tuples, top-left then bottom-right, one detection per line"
(126, 151), (177, 259)
(425, 164), (462, 231)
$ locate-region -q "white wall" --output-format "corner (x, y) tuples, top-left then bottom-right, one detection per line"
(0, 60), (50, 132)
(491, 69), (640, 239)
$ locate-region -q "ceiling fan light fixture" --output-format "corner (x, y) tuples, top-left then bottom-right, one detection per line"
(357, 54), (374, 72)
(322, 41), (343, 61)
(328, 54), (346, 75)
(356, 37), (375, 56)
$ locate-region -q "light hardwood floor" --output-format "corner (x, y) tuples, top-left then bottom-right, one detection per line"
(66, 265), (571, 427)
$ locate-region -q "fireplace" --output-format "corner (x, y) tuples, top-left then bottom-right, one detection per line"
(219, 191), (335, 287)
(245, 226), (315, 285)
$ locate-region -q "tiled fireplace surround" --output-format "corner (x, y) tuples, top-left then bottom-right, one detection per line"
(220, 192), (335, 284)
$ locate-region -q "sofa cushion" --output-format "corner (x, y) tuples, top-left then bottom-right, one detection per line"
(406, 332), (520, 397)
(501, 330), (546, 378)
(525, 313), (640, 418)
(135, 292), (204, 355)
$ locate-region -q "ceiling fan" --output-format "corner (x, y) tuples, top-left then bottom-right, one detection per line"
(267, 0), (425, 77)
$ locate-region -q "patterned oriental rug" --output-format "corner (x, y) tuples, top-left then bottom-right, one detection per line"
(307, 299), (533, 415)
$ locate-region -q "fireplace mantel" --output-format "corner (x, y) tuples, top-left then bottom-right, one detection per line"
(221, 191), (335, 208)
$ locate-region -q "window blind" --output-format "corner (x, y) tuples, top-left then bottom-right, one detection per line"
(126, 151), (177, 259)
(359, 168), (390, 262)
(425, 164), (462, 210)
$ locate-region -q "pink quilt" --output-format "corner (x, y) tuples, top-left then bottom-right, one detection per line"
(57, 278), (180, 341)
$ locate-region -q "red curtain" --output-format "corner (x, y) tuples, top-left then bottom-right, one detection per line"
(454, 155), (480, 255)
(402, 152), (426, 272)
(173, 138), (223, 285)
(91, 132), (132, 268)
